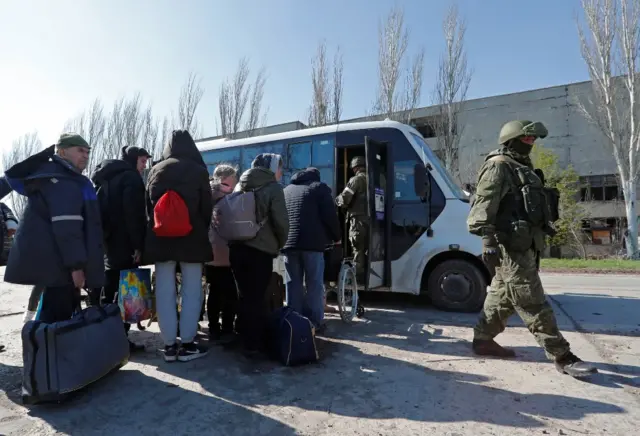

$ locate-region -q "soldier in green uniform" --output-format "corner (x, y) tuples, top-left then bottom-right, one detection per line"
(336, 156), (368, 282)
(468, 120), (597, 378)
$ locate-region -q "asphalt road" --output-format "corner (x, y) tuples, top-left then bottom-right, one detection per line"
(541, 273), (640, 336)
(1, 271), (639, 435)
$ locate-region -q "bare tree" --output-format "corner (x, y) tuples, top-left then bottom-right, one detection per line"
(218, 58), (268, 138)
(372, 6), (424, 123)
(177, 72), (204, 134)
(2, 132), (42, 217)
(64, 98), (107, 175)
(123, 93), (144, 153)
(309, 42), (330, 127)
(331, 47), (344, 124)
(140, 105), (159, 155)
(153, 116), (170, 160)
(103, 97), (127, 160)
(308, 41), (344, 127)
(576, 0), (640, 258)
(103, 94), (157, 160)
(433, 3), (472, 182)
(246, 66), (267, 134)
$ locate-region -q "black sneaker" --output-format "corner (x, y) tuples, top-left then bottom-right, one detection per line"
(178, 342), (208, 362)
(163, 344), (178, 362)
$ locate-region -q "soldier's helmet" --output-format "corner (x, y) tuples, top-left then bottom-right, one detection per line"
(350, 156), (366, 169)
(498, 120), (549, 145)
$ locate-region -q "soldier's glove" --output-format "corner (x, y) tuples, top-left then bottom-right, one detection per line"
(482, 236), (500, 278)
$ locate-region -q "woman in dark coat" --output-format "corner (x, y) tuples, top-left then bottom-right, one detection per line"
(144, 130), (213, 363)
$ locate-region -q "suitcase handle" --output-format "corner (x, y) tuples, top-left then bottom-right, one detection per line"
(76, 292), (110, 322)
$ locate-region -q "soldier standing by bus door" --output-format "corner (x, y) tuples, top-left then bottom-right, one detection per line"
(336, 156), (368, 283)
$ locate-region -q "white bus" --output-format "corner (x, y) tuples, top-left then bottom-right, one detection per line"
(196, 120), (489, 312)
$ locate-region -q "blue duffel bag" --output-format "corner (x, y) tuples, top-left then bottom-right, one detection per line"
(269, 307), (319, 366)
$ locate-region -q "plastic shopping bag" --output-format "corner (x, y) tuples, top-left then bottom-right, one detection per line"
(118, 268), (153, 324)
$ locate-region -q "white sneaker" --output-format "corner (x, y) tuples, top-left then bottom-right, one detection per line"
(23, 310), (36, 323)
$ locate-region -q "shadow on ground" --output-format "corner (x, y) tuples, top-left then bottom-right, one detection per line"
(352, 291), (640, 337)
(0, 358), (298, 436)
(323, 295), (640, 390)
(141, 334), (625, 431)
(0, 290), (636, 434)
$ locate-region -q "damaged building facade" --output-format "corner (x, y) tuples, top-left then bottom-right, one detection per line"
(401, 80), (636, 257)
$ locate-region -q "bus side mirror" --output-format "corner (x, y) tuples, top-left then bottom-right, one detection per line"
(413, 163), (430, 197)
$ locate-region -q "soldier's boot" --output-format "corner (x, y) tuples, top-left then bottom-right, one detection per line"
(554, 352), (598, 378)
(472, 339), (516, 358)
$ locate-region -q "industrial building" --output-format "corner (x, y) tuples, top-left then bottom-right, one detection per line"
(197, 80), (637, 256)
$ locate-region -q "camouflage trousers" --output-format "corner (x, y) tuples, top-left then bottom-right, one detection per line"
(348, 217), (369, 279)
(474, 247), (571, 359)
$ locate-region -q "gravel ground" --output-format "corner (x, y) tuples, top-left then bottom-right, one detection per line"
(1, 271), (639, 436)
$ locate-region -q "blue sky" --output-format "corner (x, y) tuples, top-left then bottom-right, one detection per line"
(0, 0), (589, 154)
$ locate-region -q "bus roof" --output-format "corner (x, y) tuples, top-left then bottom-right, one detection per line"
(196, 119), (420, 152)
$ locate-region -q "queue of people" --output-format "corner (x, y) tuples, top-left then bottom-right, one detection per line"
(1, 129), (348, 364)
(1, 121), (596, 381)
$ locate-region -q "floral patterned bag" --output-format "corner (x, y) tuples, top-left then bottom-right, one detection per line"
(118, 268), (154, 324)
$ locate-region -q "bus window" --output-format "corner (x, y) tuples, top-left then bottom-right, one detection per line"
(318, 167), (333, 191)
(393, 160), (421, 201)
(312, 137), (335, 167)
(203, 148), (241, 170)
(282, 170), (293, 186)
(287, 141), (311, 170)
(241, 143), (285, 171)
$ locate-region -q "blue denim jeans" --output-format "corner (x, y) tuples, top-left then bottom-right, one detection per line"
(284, 250), (325, 327)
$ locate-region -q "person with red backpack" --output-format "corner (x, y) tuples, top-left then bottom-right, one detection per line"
(144, 130), (213, 362)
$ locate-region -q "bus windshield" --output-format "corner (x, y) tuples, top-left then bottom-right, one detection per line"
(410, 133), (469, 200)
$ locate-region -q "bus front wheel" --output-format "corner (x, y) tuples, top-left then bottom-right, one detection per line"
(426, 259), (487, 313)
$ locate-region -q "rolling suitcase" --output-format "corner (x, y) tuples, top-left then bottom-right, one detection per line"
(22, 303), (130, 405)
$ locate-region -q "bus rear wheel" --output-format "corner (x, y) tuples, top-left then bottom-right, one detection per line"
(426, 259), (487, 312)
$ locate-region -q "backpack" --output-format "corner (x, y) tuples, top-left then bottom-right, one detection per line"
(152, 190), (192, 237)
(490, 155), (552, 229)
(214, 188), (267, 241)
(96, 184), (111, 238)
(543, 187), (560, 223)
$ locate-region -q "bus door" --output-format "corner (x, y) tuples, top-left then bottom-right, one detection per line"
(364, 137), (391, 290)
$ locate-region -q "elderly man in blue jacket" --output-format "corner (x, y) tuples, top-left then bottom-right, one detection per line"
(4, 133), (104, 323)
